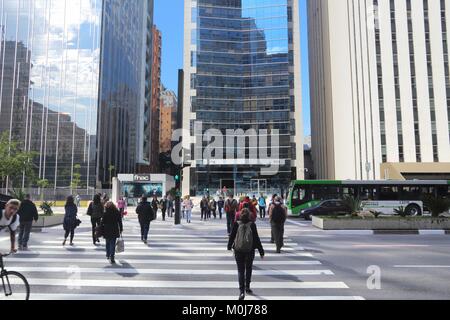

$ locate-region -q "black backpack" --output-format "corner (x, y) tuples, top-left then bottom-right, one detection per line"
(271, 205), (286, 224)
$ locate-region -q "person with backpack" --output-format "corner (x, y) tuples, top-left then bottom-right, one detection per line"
(136, 196), (155, 244)
(87, 194), (104, 245)
(63, 196), (78, 246)
(0, 199), (21, 254)
(101, 201), (123, 264)
(224, 194), (238, 235)
(269, 196), (288, 253)
(228, 209), (265, 301)
(17, 194), (39, 250)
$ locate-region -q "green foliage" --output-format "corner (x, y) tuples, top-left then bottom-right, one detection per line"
(423, 196), (450, 218)
(71, 164), (82, 190)
(394, 206), (407, 217)
(40, 201), (55, 216)
(8, 188), (27, 202)
(0, 132), (37, 188)
(369, 210), (383, 218)
(342, 195), (362, 217)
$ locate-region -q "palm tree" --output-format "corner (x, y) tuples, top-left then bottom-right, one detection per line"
(342, 195), (362, 217)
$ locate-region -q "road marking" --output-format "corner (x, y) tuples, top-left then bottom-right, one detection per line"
(352, 244), (430, 248)
(6, 257), (323, 265)
(394, 265), (450, 268)
(41, 240), (296, 245)
(23, 279), (349, 289)
(9, 267), (334, 276)
(29, 294), (364, 300)
(14, 250), (314, 257)
(27, 245), (301, 252)
(418, 230), (446, 235)
(73, 234), (282, 239)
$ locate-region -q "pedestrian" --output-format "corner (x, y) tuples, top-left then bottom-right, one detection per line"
(161, 195), (168, 221)
(17, 194), (39, 251)
(101, 201), (123, 264)
(168, 195), (174, 218)
(0, 199), (21, 254)
(209, 197), (217, 219)
(183, 196), (194, 223)
(228, 208), (265, 301)
(62, 196), (78, 246)
(224, 194), (239, 235)
(75, 194), (81, 208)
(117, 197), (127, 218)
(236, 197), (257, 223)
(258, 194), (267, 219)
(200, 196), (209, 221)
(269, 196), (288, 253)
(136, 196), (155, 244)
(151, 195), (159, 220)
(87, 194), (104, 245)
(268, 194), (278, 243)
(217, 196), (225, 220)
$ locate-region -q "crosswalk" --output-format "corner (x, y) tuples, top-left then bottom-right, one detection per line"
(3, 216), (364, 300)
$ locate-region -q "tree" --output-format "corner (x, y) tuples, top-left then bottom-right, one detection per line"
(342, 195), (363, 217)
(71, 164), (82, 193)
(37, 179), (49, 201)
(423, 196), (450, 218)
(0, 132), (37, 191)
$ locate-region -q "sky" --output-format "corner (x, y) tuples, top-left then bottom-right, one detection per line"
(154, 0), (311, 136)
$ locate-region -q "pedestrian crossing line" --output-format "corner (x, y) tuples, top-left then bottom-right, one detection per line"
(41, 240), (297, 246)
(14, 251), (315, 257)
(10, 267), (335, 276)
(29, 294), (365, 301)
(23, 279), (350, 289)
(73, 234), (288, 240)
(26, 245), (301, 252)
(6, 258), (322, 265)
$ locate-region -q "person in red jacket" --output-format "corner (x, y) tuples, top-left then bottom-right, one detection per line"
(235, 197), (257, 222)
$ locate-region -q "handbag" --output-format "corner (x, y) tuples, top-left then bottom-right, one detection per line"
(115, 223), (124, 253)
(95, 224), (104, 238)
(75, 219), (82, 228)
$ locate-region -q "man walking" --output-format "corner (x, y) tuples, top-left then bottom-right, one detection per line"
(224, 194), (239, 236)
(136, 196), (155, 244)
(269, 196), (288, 253)
(258, 194), (267, 219)
(17, 194), (39, 250)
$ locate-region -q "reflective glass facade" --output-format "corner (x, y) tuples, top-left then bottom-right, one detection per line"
(0, 0), (153, 189)
(0, 0), (102, 188)
(188, 0), (300, 193)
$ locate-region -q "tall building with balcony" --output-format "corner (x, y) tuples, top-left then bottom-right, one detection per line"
(308, 0), (450, 181)
(183, 0), (304, 195)
(0, 0), (155, 190)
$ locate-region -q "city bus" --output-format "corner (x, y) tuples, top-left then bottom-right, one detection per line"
(287, 180), (450, 217)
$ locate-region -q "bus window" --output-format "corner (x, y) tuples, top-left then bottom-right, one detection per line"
(401, 186), (421, 200)
(292, 185), (309, 206)
(359, 187), (376, 200)
(379, 186), (399, 200)
(437, 186), (448, 198)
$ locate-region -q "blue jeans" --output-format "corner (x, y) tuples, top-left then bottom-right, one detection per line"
(106, 238), (117, 258)
(19, 221), (33, 247)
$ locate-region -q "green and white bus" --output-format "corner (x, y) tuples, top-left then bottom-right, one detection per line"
(287, 180), (450, 217)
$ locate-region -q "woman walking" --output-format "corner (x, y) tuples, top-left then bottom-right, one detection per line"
(183, 196), (194, 223)
(151, 195), (159, 220)
(63, 196), (78, 246)
(101, 201), (123, 264)
(87, 194), (104, 245)
(117, 197), (127, 218)
(228, 209), (265, 300)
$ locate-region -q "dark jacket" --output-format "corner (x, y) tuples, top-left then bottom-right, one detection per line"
(87, 202), (104, 219)
(63, 204), (78, 231)
(17, 199), (39, 222)
(136, 201), (155, 223)
(101, 207), (123, 239)
(227, 221), (265, 256)
(151, 199), (159, 211)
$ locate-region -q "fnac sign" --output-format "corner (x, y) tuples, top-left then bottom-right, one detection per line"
(133, 174), (151, 182)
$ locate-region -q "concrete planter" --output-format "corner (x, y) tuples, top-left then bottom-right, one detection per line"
(313, 216), (450, 230)
(32, 215), (65, 228)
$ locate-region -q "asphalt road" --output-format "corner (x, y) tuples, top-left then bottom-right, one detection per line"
(1, 210), (449, 300)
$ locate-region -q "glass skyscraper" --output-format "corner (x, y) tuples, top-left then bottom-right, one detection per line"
(183, 0), (304, 195)
(0, 0), (153, 190)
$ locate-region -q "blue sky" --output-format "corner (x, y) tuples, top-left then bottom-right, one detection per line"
(154, 0), (311, 136)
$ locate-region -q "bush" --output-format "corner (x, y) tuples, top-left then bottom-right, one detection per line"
(342, 195), (362, 217)
(8, 188), (26, 202)
(40, 201), (55, 216)
(423, 196), (450, 218)
(394, 206), (407, 217)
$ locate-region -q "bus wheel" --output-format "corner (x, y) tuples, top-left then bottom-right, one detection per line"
(405, 204), (422, 216)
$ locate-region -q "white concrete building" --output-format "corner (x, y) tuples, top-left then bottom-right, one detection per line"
(308, 0), (450, 180)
